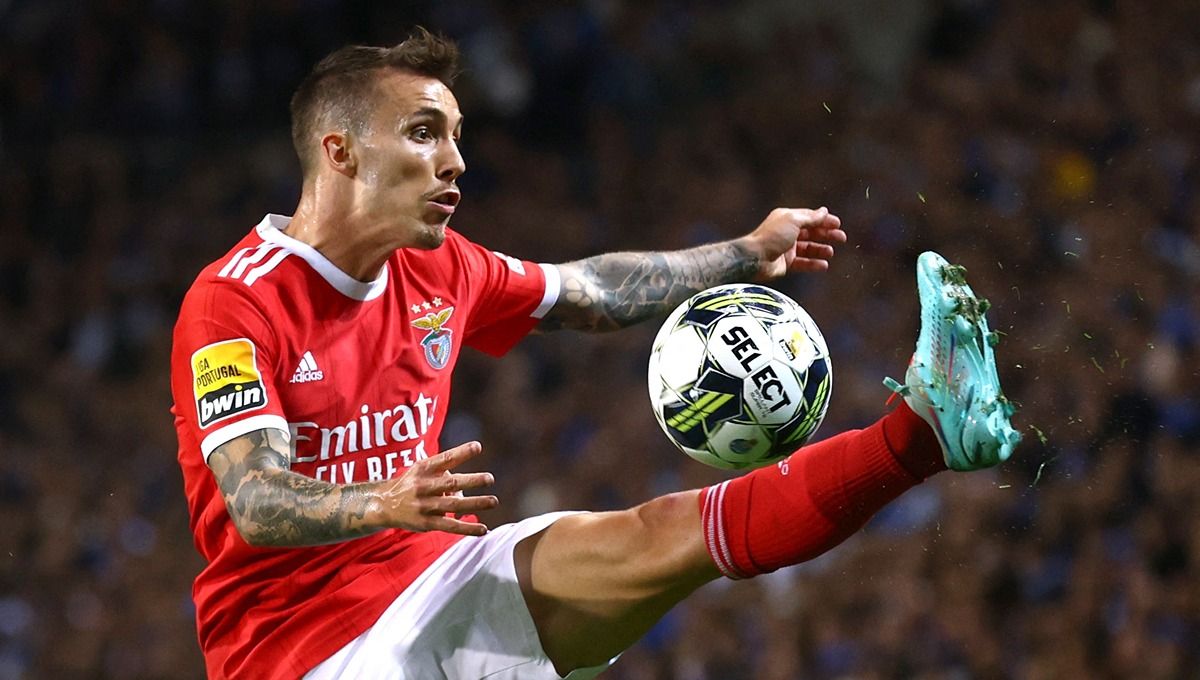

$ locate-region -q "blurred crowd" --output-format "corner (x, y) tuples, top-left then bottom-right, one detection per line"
(2, 1), (1199, 678)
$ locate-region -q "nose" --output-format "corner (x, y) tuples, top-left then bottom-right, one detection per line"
(436, 139), (466, 182)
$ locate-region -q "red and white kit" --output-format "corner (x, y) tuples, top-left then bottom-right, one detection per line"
(171, 214), (559, 679)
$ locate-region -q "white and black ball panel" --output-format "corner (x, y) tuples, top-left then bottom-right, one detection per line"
(706, 421), (774, 467)
(648, 284), (833, 469)
(653, 323), (706, 392)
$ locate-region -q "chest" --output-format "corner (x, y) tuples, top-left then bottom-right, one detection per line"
(269, 279), (465, 479)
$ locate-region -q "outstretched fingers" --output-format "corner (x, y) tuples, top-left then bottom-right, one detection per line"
(422, 470), (496, 495)
(773, 209), (846, 265)
(799, 226), (847, 245)
(425, 440), (486, 473)
(422, 493), (500, 516)
(423, 514), (492, 537)
(785, 208), (846, 273)
(780, 207), (842, 232)
(796, 241), (836, 259)
(795, 214), (846, 246)
(414, 486), (498, 536)
(384, 441), (496, 537)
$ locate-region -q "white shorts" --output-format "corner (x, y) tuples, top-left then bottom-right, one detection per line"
(305, 512), (613, 680)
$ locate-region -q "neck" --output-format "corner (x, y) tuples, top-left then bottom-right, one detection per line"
(286, 186), (393, 282)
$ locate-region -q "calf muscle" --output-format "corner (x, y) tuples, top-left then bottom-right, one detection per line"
(515, 490), (719, 672)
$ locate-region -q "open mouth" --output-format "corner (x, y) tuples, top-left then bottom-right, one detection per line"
(428, 189), (461, 212)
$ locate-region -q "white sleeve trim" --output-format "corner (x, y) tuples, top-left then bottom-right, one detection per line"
(532, 263), (561, 319)
(200, 414), (292, 464)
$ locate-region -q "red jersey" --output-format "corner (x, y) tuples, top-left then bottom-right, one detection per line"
(170, 214), (559, 679)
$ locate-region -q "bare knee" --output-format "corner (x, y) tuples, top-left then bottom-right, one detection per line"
(515, 492), (719, 672)
(525, 491), (715, 602)
(621, 491), (715, 588)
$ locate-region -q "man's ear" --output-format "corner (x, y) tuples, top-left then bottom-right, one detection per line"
(321, 132), (356, 177)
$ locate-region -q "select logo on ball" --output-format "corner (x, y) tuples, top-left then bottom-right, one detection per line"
(747, 364), (793, 416)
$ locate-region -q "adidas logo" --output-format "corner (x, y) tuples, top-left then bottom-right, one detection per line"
(291, 351), (324, 384)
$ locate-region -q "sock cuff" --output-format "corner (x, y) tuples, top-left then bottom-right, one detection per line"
(699, 482), (750, 580)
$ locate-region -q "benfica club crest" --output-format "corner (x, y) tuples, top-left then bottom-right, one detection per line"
(411, 307), (455, 370)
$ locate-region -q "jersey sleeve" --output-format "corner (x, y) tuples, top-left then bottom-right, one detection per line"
(449, 231), (560, 357)
(171, 280), (290, 463)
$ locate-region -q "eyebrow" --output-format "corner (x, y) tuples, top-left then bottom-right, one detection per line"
(409, 107), (464, 131)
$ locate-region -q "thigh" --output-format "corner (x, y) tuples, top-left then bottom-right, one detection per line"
(306, 513), (610, 680)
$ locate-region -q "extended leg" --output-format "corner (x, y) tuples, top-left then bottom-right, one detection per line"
(514, 401), (943, 673)
(515, 250), (1020, 675)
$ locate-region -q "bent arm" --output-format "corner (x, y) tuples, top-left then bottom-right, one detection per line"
(208, 429), (498, 548)
(540, 239), (762, 333)
(539, 207), (845, 332)
(208, 429), (384, 547)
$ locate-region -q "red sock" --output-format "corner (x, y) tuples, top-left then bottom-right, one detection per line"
(699, 401), (946, 579)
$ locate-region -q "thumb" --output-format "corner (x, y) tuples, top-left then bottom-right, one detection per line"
(790, 206), (828, 226)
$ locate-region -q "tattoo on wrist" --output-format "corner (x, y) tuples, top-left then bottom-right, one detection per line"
(543, 240), (760, 332)
(210, 429), (378, 547)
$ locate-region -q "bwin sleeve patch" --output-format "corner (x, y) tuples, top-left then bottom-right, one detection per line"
(192, 338), (269, 428)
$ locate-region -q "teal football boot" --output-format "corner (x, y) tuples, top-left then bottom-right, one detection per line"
(884, 252), (1021, 470)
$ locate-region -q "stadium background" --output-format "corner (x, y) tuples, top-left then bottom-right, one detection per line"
(2, 1), (1199, 677)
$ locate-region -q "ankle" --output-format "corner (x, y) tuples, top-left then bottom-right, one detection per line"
(882, 401), (947, 480)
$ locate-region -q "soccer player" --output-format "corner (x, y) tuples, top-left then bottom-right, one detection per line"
(170, 29), (1020, 679)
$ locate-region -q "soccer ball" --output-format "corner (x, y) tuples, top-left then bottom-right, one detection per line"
(648, 284), (832, 470)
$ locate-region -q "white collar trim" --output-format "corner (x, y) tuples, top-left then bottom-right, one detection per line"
(256, 214), (389, 301)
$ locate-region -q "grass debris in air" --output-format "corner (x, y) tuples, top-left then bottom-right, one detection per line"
(1032, 455), (1058, 487)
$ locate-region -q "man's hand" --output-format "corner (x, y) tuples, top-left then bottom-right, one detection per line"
(739, 207), (846, 280)
(368, 441), (498, 536)
(209, 429), (498, 547)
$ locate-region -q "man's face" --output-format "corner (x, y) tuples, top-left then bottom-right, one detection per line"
(353, 72), (465, 249)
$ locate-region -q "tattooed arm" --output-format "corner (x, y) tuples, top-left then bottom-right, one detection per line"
(540, 207), (846, 332)
(207, 429), (498, 548)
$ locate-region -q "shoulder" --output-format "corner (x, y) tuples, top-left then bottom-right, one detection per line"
(206, 227), (295, 289)
(186, 217), (306, 301)
(430, 227), (522, 272)
(176, 227), (292, 337)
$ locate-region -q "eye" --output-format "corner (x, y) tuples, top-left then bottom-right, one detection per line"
(411, 125), (435, 142)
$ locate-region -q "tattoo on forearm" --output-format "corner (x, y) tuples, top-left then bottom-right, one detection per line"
(210, 429), (379, 547)
(542, 240), (761, 332)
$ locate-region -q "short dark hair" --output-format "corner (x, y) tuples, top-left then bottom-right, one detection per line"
(289, 27), (461, 176)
